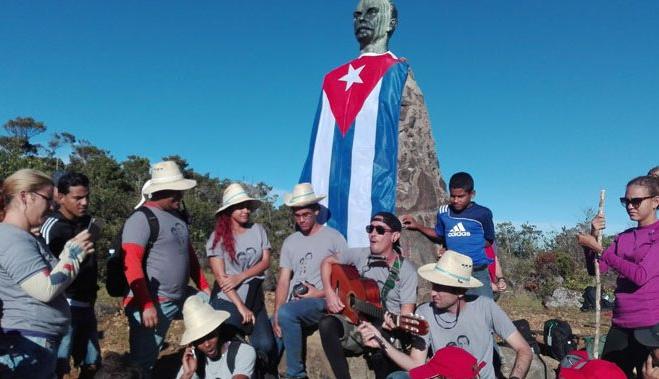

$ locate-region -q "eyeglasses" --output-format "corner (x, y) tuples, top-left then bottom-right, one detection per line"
(293, 211), (315, 220)
(32, 192), (54, 204)
(619, 196), (653, 208)
(365, 224), (391, 235)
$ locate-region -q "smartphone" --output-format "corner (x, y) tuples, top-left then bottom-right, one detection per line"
(87, 217), (104, 241)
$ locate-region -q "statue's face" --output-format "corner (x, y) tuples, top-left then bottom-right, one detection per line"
(353, 0), (394, 47)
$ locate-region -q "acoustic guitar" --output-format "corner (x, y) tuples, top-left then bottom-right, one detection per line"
(329, 264), (429, 336)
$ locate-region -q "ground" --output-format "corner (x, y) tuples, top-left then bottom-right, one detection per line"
(76, 287), (611, 379)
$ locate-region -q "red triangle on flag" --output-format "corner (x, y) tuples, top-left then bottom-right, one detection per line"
(323, 53), (399, 136)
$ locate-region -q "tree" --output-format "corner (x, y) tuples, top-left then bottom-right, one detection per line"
(1, 116), (47, 155)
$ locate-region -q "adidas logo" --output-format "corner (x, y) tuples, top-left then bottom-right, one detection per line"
(447, 222), (471, 237)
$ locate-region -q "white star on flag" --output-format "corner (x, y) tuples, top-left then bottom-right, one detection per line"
(338, 64), (365, 91)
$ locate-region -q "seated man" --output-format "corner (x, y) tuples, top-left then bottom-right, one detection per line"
(177, 296), (256, 379)
(319, 212), (418, 379)
(357, 250), (532, 379)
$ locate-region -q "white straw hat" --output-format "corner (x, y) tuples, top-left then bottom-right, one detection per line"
(180, 296), (230, 346)
(215, 183), (262, 214)
(417, 250), (483, 288)
(283, 183), (326, 207)
(135, 161), (197, 208)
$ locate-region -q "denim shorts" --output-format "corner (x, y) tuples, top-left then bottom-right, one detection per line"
(0, 332), (61, 379)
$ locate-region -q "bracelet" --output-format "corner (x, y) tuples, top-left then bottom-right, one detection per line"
(497, 277), (506, 282)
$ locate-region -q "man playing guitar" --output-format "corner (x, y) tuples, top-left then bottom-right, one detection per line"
(319, 212), (418, 379)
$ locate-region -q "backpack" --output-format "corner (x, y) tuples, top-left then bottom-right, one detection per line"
(543, 319), (576, 360)
(194, 340), (242, 378)
(513, 319), (541, 354)
(105, 207), (159, 297)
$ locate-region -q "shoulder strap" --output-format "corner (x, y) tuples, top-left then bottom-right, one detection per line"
(380, 257), (402, 311)
(135, 206), (159, 254)
(227, 340), (241, 374)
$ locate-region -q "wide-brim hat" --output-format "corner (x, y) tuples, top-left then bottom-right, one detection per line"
(180, 296), (230, 346)
(284, 182), (326, 207)
(135, 161), (197, 208)
(215, 183), (261, 214)
(417, 250), (483, 289)
(634, 323), (659, 348)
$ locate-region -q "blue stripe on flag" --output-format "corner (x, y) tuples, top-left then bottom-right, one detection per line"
(300, 90), (325, 183)
(371, 62), (409, 215)
(327, 124), (355, 237)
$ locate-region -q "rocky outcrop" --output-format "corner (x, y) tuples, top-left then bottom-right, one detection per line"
(543, 287), (582, 309)
(498, 345), (559, 379)
(396, 69), (447, 301)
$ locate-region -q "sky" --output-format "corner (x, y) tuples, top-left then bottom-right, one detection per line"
(1, 1), (657, 233)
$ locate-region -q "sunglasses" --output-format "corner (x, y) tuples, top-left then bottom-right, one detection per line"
(619, 196), (653, 208)
(365, 224), (392, 235)
(32, 192), (54, 205)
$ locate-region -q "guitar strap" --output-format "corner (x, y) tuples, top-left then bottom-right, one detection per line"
(380, 257), (401, 311)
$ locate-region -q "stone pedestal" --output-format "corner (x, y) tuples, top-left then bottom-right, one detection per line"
(396, 69), (447, 302)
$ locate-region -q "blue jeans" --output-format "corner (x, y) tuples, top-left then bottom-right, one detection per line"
(56, 306), (101, 375)
(126, 300), (181, 379)
(467, 267), (494, 299)
(0, 332), (61, 379)
(211, 297), (278, 375)
(276, 297), (327, 378)
(386, 371), (410, 379)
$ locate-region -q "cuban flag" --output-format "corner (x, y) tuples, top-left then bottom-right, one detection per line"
(300, 52), (409, 247)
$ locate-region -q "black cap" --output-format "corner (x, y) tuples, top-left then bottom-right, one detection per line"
(371, 211), (402, 232)
(634, 324), (659, 348)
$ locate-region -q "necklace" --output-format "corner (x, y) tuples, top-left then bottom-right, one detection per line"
(433, 300), (461, 330)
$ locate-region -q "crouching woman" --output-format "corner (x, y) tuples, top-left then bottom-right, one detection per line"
(177, 296), (256, 379)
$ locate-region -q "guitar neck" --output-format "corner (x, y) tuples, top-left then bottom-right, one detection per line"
(352, 298), (398, 323)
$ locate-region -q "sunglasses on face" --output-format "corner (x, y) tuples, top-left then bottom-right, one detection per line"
(365, 224), (392, 235)
(619, 196), (653, 208)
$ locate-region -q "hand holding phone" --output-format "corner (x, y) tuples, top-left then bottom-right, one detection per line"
(87, 217), (104, 241)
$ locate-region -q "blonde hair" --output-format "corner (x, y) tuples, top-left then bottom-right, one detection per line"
(2, 169), (54, 209)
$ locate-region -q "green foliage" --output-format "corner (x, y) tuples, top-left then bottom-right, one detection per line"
(0, 116), (295, 288)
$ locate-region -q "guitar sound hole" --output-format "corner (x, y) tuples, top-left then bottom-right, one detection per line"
(348, 294), (356, 307)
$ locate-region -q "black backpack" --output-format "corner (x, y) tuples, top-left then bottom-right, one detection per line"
(513, 319), (541, 354)
(194, 340), (242, 378)
(543, 319), (577, 360)
(105, 207), (159, 297)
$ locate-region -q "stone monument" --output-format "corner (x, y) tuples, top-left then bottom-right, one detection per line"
(300, 0), (446, 293)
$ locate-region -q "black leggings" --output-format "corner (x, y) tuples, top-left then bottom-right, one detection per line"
(601, 325), (650, 379)
(318, 315), (401, 379)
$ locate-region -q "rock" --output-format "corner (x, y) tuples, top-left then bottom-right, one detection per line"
(279, 330), (375, 379)
(498, 345), (559, 379)
(544, 287), (582, 309)
(396, 70), (447, 303)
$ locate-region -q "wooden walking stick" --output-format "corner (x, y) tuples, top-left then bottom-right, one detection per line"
(593, 189), (606, 358)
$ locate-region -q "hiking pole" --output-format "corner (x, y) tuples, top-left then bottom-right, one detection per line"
(593, 189), (606, 358)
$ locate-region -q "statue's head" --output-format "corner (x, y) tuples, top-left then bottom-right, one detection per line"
(353, 0), (398, 53)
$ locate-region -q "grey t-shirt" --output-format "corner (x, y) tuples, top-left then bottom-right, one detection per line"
(175, 341), (256, 379)
(416, 296), (518, 379)
(206, 223), (271, 302)
(123, 206), (191, 301)
(336, 248), (417, 313)
(280, 226), (347, 299)
(0, 223), (70, 336)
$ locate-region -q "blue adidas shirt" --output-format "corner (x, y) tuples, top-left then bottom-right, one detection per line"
(434, 202), (495, 266)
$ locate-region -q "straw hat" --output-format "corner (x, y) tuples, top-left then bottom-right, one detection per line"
(284, 183), (326, 207)
(417, 250), (483, 288)
(135, 161), (197, 208)
(215, 183), (262, 214)
(180, 296), (230, 346)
